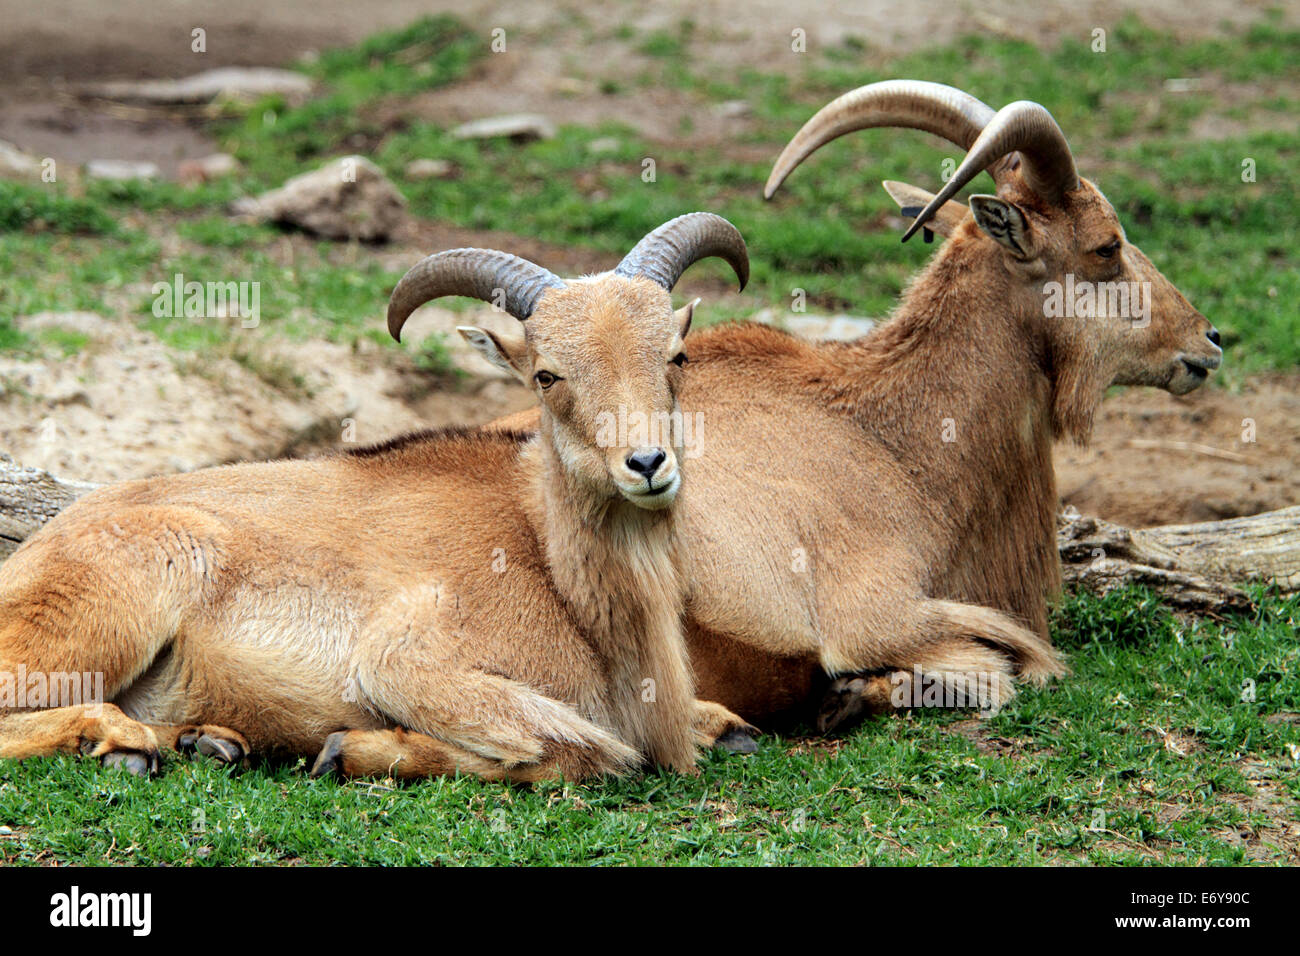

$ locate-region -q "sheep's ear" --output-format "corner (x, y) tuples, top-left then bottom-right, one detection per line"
(969, 195), (1037, 258)
(675, 298), (699, 339)
(882, 180), (967, 240)
(458, 326), (529, 382)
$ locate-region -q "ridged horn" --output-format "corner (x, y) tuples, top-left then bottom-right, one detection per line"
(614, 212), (749, 292)
(387, 249), (565, 341)
(764, 80), (998, 199)
(901, 100), (1079, 241)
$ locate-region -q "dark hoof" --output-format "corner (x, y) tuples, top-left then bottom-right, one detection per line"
(310, 732), (347, 779)
(101, 750), (158, 776)
(178, 729), (248, 765)
(196, 735), (245, 764)
(816, 677), (872, 735)
(714, 727), (759, 754)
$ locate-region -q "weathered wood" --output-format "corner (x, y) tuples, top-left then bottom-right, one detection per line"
(1057, 507), (1300, 613)
(1, 457), (1297, 615)
(0, 457), (98, 560)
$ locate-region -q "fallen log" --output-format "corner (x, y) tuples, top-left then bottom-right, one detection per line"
(1, 457), (1296, 614)
(0, 456), (97, 560)
(1057, 507), (1300, 613)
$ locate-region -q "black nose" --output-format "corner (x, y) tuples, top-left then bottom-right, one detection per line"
(1208, 327), (1221, 348)
(626, 448), (666, 477)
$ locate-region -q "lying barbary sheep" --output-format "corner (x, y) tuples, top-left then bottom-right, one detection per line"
(0, 213), (754, 781)
(495, 82), (1223, 733)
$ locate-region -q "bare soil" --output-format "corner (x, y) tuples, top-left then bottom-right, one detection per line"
(1057, 375), (1300, 527)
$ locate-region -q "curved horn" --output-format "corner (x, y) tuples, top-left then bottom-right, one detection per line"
(764, 80), (998, 199)
(386, 248), (565, 341)
(614, 212), (749, 292)
(901, 101), (1079, 241)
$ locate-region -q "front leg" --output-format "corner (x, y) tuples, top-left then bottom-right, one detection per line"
(692, 699), (760, 753)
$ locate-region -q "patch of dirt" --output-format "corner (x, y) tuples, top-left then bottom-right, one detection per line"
(1103, 77), (1300, 152)
(0, 319), (532, 483)
(1142, 726), (1202, 756)
(7, 1), (1293, 87)
(5, 1), (1296, 181)
(944, 718), (1033, 756)
(1055, 375), (1300, 527)
(1215, 758), (1300, 863)
(0, 91), (220, 179)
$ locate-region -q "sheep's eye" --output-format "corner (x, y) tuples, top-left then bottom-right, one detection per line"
(1095, 240), (1121, 259)
(534, 370), (559, 389)
(671, 353), (688, 367)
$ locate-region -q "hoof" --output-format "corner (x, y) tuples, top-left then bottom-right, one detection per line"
(714, 727), (759, 754)
(197, 735), (245, 764)
(816, 675), (897, 735)
(310, 732), (348, 779)
(178, 727), (249, 765)
(101, 750), (158, 776)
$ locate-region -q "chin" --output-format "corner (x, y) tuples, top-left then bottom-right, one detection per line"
(1167, 366), (1210, 395)
(619, 473), (681, 511)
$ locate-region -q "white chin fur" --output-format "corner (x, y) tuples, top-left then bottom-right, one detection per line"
(619, 472), (681, 510)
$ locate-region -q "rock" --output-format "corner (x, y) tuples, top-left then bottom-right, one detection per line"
(85, 159), (160, 181)
(234, 156), (406, 242)
(752, 308), (876, 342)
(452, 113), (556, 143)
(785, 314), (876, 342)
(715, 99), (752, 119)
(85, 68), (314, 105)
(404, 158), (454, 180)
(0, 140), (41, 180)
(177, 153), (240, 186)
(16, 311), (112, 337)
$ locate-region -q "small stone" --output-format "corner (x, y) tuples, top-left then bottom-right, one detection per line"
(177, 153), (239, 186)
(452, 114), (556, 143)
(404, 158), (454, 180)
(0, 140), (42, 180)
(86, 160), (160, 181)
(763, 311), (876, 342)
(86, 67), (314, 105)
(715, 99), (752, 119)
(587, 137), (621, 155)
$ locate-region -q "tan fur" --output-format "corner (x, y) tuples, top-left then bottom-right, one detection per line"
(0, 274), (750, 779)
(493, 170), (1219, 729)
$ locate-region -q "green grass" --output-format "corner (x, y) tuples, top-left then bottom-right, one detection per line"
(0, 181), (118, 235)
(1, 586), (1295, 866)
(3, 15), (1294, 372)
(0, 15), (1296, 867)
(222, 13), (1298, 368)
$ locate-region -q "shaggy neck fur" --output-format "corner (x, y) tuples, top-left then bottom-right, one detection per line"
(521, 437), (697, 771)
(828, 231), (1112, 635)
